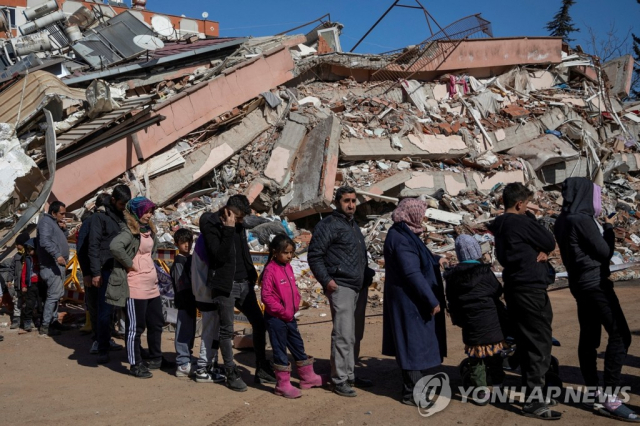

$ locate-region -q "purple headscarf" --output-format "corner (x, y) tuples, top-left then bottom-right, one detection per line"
(593, 184), (602, 218)
(126, 197), (156, 233)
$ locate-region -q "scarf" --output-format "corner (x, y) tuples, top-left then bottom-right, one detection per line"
(126, 197), (156, 234)
(392, 198), (427, 234)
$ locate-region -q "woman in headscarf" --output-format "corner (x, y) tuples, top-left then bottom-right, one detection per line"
(382, 198), (448, 406)
(108, 197), (166, 379)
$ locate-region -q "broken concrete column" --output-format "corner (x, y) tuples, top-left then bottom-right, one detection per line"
(263, 120), (306, 187)
(340, 133), (468, 161)
(282, 115), (341, 220)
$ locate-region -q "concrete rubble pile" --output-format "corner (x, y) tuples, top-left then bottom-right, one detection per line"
(1, 3), (640, 304)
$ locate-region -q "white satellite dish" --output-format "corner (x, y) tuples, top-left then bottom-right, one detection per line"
(133, 35), (165, 51)
(202, 12), (209, 19)
(151, 15), (174, 37)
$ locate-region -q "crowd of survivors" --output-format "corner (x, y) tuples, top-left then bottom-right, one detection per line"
(0, 177), (637, 421)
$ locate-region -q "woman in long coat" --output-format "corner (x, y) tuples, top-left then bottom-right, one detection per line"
(382, 198), (447, 405)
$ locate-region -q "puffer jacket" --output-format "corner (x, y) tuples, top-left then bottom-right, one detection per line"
(106, 211), (157, 307)
(261, 260), (301, 322)
(88, 204), (125, 277)
(444, 262), (507, 346)
(36, 213), (69, 269)
(554, 177), (615, 291)
(308, 210), (372, 291)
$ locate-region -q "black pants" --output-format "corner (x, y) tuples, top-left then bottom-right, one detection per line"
(86, 285), (99, 340)
(505, 288), (553, 398)
(213, 280), (267, 369)
(402, 369), (429, 402)
(572, 281), (632, 388)
(265, 313), (307, 366)
(124, 297), (163, 366)
(22, 285), (39, 324)
(36, 281), (48, 325)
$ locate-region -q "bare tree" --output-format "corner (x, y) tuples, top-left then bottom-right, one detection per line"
(584, 22), (632, 62)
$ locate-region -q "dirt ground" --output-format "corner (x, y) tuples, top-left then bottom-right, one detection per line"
(1, 283), (639, 426)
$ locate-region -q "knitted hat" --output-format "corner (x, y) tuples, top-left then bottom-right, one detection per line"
(455, 234), (482, 262)
(15, 232), (30, 247)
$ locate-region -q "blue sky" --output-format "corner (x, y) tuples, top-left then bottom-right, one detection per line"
(148, 0), (638, 55)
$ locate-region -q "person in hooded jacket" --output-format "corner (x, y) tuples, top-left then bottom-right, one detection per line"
(487, 182), (560, 420)
(444, 235), (507, 406)
(6, 232), (30, 330)
(382, 198), (448, 406)
(554, 177), (636, 421)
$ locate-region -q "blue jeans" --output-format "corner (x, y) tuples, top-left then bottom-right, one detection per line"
(97, 270), (114, 354)
(265, 313), (307, 366)
(40, 265), (65, 327)
(175, 307), (197, 367)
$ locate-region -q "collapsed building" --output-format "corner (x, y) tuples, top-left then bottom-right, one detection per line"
(1, 2), (640, 298)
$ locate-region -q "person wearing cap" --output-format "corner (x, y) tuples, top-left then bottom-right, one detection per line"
(19, 239), (41, 332)
(444, 234), (508, 406)
(6, 232), (30, 330)
(382, 198), (448, 406)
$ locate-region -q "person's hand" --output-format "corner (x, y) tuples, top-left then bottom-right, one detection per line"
(21, 287), (27, 293)
(221, 208), (236, 227)
(537, 252), (549, 263)
(325, 280), (338, 295)
(57, 256), (66, 266)
(92, 276), (102, 288)
(439, 257), (449, 269)
(431, 304), (441, 316)
(58, 220), (67, 231)
(604, 213), (617, 225)
(126, 264), (138, 273)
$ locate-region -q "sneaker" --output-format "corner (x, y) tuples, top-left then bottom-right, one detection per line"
(40, 326), (61, 337)
(97, 353), (110, 364)
(176, 364), (194, 378)
(225, 367), (248, 392)
(90, 341), (99, 355)
(0, 335), (3, 341)
(109, 339), (123, 351)
(195, 367), (214, 383)
(255, 362), (277, 384)
(146, 357), (176, 370)
(10, 318), (20, 329)
(334, 382), (357, 397)
(348, 377), (374, 388)
(130, 364), (153, 379)
(471, 389), (490, 406)
(209, 366), (226, 383)
(23, 321), (34, 332)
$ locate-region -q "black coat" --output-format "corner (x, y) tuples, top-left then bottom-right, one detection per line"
(444, 262), (507, 346)
(88, 205), (125, 277)
(199, 211), (257, 295)
(76, 213), (94, 276)
(554, 177), (615, 291)
(308, 211), (372, 292)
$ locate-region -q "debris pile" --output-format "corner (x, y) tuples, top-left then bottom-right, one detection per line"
(1, 4), (640, 296)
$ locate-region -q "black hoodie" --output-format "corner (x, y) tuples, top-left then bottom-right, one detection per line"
(487, 211), (556, 290)
(554, 177), (614, 291)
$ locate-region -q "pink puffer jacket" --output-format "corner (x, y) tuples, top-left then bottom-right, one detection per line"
(261, 261), (301, 322)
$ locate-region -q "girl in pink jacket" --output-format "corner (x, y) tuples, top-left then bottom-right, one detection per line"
(261, 234), (326, 398)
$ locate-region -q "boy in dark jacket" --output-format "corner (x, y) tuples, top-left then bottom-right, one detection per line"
(20, 239), (40, 332)
(554, 177), (636, 421)
(7, 232), (30, 329)
(200, 195), (275, 391)
(487, 183), (560, 420)
(444, 235), (506, 406)
(170, 228), (197, 378)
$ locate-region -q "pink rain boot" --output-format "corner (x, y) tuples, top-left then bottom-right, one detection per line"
(274, 364), (301, 399)
(296, 356), (328, 390)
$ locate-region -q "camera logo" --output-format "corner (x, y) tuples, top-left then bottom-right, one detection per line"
(413, 372), (452, 417)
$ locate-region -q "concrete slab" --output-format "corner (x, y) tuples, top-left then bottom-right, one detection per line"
(282, 115), (341, 220)
(603, 55), (635, 98)
(340, 134), (468, 161)
(263, 120), (307, 187)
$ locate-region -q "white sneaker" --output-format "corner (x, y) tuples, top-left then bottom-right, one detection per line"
(176, 363), (194, 378)
(90, 341), (99, 354)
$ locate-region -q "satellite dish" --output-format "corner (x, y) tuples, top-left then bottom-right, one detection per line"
(151, 15), (174, 37)
(202, 12), (209, 19)
(133, 34), (165, 51)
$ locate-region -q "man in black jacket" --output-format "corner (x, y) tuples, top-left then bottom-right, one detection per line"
(308, 186), (374, 397)
(200, 194), (275, 392)
(555, 177), (635, 421)
(87, 185), (130, 364)
(487, 183), (560, 420)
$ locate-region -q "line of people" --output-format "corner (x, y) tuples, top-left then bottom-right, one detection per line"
(2, 178), (637, 419)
